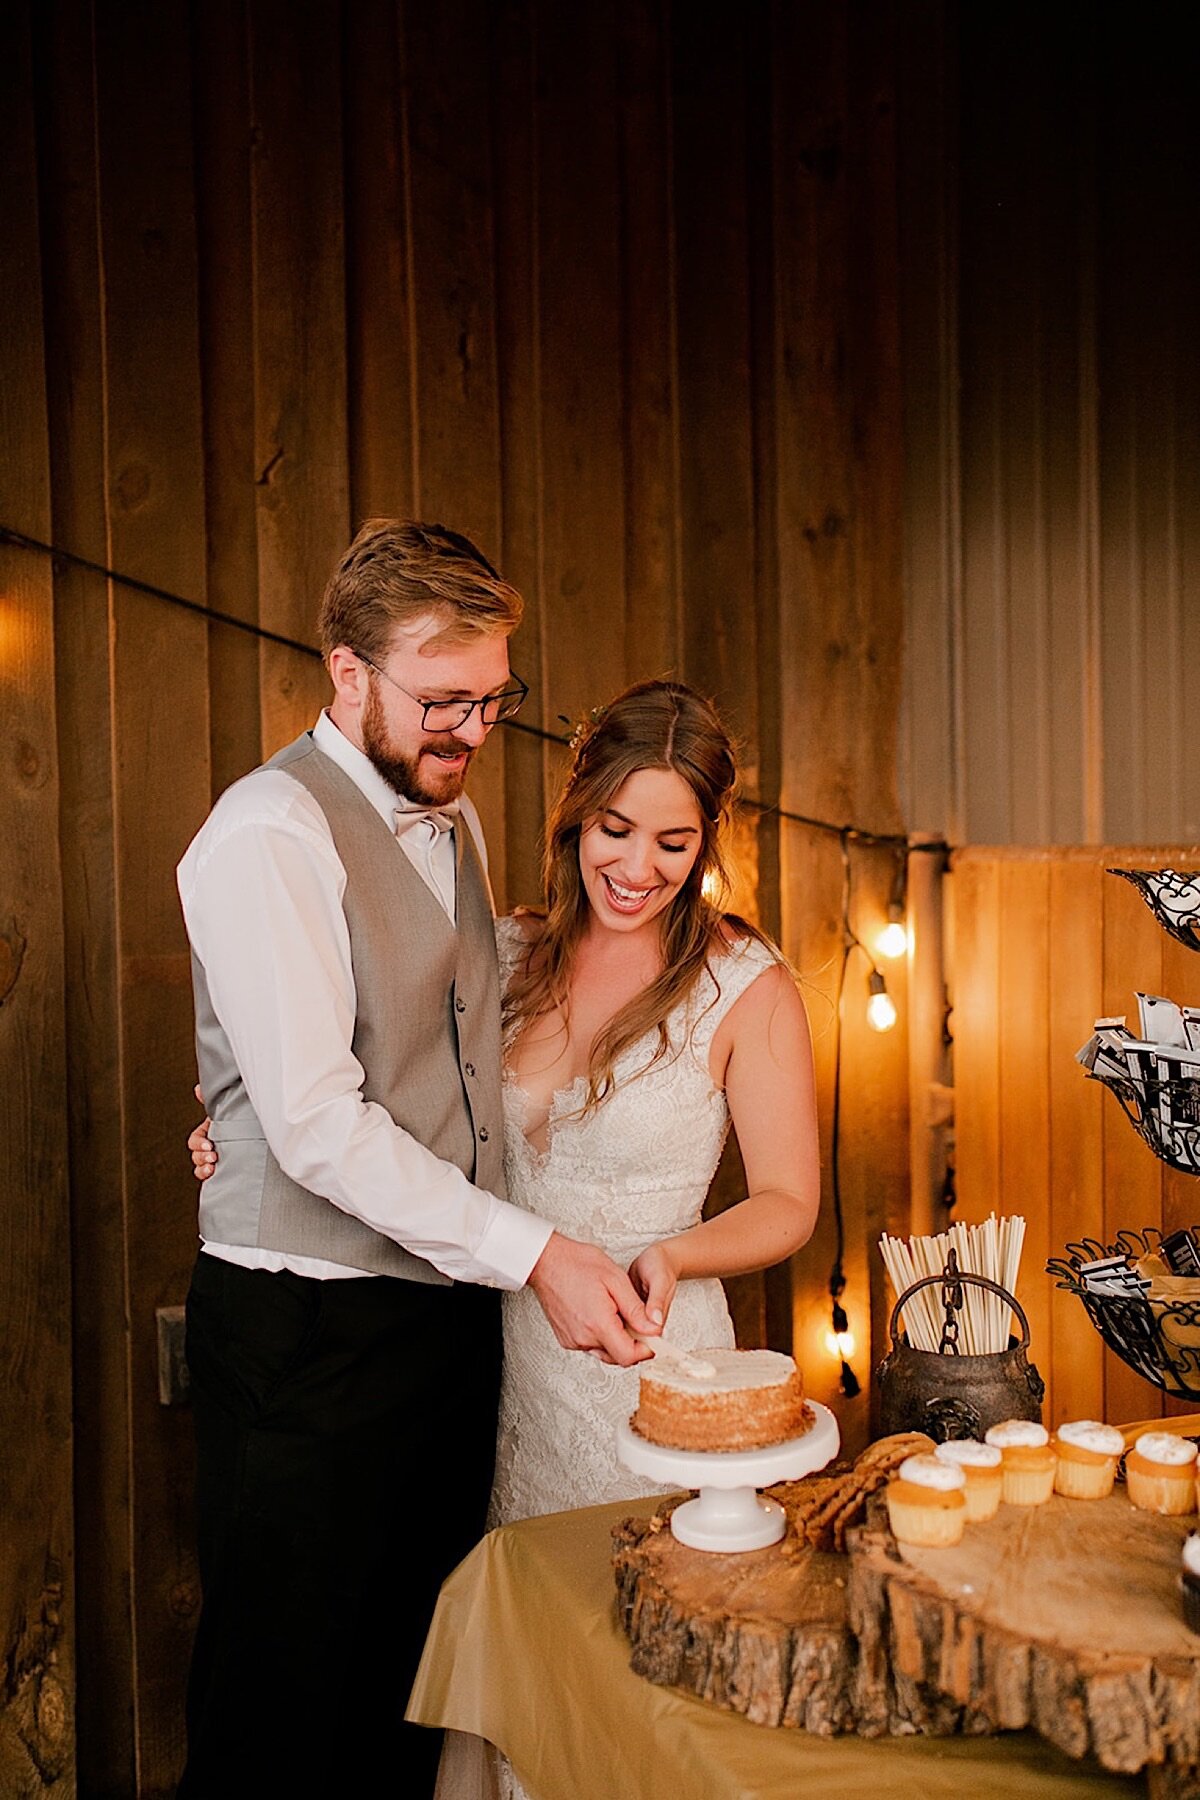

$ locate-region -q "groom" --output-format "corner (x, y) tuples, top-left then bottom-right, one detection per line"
(176, 520), (656, 1799)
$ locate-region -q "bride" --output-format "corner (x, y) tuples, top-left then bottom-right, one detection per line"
(488, 678), (818, 1525)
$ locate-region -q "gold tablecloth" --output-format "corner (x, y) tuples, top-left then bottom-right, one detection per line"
(407, 1496), (1143, 1800)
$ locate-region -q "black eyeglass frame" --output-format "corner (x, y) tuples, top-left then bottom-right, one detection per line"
(355, 653), (529, 732)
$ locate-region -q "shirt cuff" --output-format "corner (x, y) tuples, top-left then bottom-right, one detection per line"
(472, 1201), (555, 1291)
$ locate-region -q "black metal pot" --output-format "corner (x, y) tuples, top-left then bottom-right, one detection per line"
(875, 1268), (1045, 1442)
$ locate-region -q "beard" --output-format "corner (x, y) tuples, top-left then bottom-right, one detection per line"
(361, 681), (473, 804)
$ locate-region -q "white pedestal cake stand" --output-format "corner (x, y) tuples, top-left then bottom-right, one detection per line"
(615, 1401), (839, 1553)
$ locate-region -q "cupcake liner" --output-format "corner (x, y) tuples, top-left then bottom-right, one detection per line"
(960, 1469), (1003, 1522)
(1053, 1455), (1116, 1500)
(1000, 1457), (1056, 1506)
(1126, 1465), (1196, 1515)
(885, 1488), (966, 1548)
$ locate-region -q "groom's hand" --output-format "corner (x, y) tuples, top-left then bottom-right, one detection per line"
(527, 1233), (659, 1366)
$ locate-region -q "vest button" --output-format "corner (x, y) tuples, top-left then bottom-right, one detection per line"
(478, 1126), (489, 1142)
(455, 998), (467, 1014)
(465, 1062), (476, 1077)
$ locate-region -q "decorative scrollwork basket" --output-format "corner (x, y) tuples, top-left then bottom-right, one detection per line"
(1047, 1227), (1200, 1402)
(1089, 1070), (1200, 1176)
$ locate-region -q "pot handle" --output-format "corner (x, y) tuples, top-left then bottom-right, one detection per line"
(888, 1270), (1031, 1352)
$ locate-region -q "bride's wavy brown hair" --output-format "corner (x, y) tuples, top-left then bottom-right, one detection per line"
(503, 679), (777, 1111)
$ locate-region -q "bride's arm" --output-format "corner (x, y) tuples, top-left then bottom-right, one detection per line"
(628, 963), (819, 1323)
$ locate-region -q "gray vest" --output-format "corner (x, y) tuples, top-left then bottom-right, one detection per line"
(191, 731), (505, 1282)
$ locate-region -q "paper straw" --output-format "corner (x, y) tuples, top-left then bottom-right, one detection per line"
(879, 1215), (1026, 1356)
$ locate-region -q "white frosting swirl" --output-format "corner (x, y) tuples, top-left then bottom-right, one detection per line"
(1134, 1431), (1198, 1468)
(1055, 1420), (1124, 1457)
(1183, 1534), (1200, 1580)
(897, 1453), (965, 1491)
(984, 1419), (1049, 1449)
(639, 1346), (796, 1395)
(934, 1438), (1002, 1470)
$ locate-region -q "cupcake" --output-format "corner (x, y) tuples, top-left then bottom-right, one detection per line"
(885, 1453), (967, 1548)
(984, 1418), (1056, 1505)
(933, 1439), (1003, 1522)
(1124, 1432), (1198, 1515)
(1183, 1534), (1200, 1635)
(1051, 1420), (1125, 1499)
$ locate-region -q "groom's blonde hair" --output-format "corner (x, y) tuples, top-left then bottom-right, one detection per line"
(319, 519), (523, 662)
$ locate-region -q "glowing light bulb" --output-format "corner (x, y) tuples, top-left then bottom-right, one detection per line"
(867, 989), (897, 1032)
(866, 969), (897, 1032)
(824, 1329), (856, 1360)
(877, 919), (908, 959)
(877, 896), (908, 960)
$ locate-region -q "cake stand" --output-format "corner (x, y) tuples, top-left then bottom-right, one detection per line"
(615, 1401), (839, 1552)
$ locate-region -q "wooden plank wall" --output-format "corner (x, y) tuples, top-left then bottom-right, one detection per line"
(952, 847), (1200, 1432)
(900, 1), (1200, 848)
(770, 0), (908, 1438)
(7, 2), (907, 1790)
(0, 11), (74, 1794)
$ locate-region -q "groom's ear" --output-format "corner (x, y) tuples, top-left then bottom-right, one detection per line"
(328, 644), (369, 709)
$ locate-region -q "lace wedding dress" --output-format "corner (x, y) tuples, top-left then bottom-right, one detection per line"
(441, 918), (780, 1800)
(489, 914), (779, 1527)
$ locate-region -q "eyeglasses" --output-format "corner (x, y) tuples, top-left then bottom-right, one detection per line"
(356, 654), (529, 732)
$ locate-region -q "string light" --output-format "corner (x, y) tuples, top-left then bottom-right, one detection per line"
(876, 849), (909, 959)
(826, 1272), (861, 1397)
(826, 832), (907, 1392)
(876, 907), (908, 961)
(866, 969), (898, 1033)
(828, 831), (859, 1398)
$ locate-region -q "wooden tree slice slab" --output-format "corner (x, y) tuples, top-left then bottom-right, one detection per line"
(847, 1491), (1200, 1778)
(612, 1501), (861, 1734)
(612, 1477), (959, 1739)
(614, 1484), (1200, 1784)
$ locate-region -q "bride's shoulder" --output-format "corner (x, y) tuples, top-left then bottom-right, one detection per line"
(683, 923), (797, 1059)
(692, 919), (791, 1024)
(711, 917), (786, 972)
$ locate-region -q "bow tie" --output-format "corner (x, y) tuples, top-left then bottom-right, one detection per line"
(393, 803), (458, 842)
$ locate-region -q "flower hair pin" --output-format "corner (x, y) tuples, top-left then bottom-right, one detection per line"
(559, 705), (605, 756)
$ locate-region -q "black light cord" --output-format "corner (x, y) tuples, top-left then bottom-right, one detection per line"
(827, 827), (880, 1400)
(2, 523), (326, 656)
(1, 523), (950, 855)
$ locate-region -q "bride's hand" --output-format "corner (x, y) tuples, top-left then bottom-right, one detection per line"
(190, 1083), (217, 1181)
(628, 1242), (679, 1330)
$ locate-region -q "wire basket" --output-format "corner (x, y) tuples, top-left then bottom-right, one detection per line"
(1088, 1070), (1200, 1177)
(1047, 1227), (1200, 1402)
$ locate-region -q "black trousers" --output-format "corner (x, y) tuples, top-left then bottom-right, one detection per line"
(178, 1253), (502, 1800)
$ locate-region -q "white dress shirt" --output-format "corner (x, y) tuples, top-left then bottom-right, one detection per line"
(177, 710), (552, 1287)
